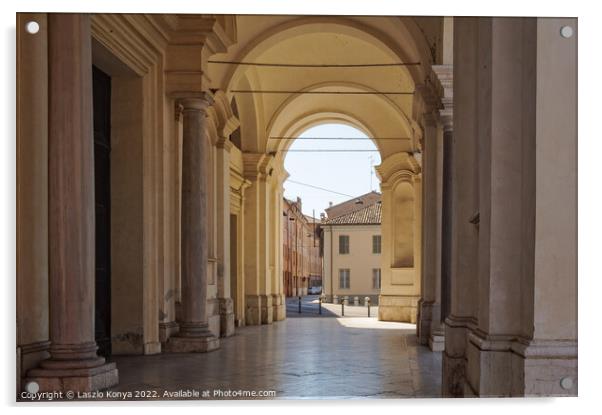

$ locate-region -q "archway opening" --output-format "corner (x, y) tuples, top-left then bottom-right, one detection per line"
(281, 123), (383, 304)
(283, 123), (381, 217)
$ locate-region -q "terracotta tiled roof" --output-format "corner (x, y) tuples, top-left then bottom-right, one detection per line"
(322, 202), (381, 225)
(325, 191), (381, 218)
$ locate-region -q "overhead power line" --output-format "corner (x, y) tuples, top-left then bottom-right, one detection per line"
(269, 136), (410, 140)
(286, 180), (355, 198)
(209, 60), (421, 68)
(231, 89), (414, 95)
(280, 150), (379, 153)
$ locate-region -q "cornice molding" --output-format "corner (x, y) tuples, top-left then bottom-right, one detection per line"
(91, 14), (163, 76)
(375, 151), (421, 186)
(242, 152), (274, 180)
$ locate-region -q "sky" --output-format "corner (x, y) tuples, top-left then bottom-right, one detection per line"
(283, 124), (381, 218)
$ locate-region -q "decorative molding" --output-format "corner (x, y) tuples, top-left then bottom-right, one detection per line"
(242, 152), (274, 180)
(375, 151), (421, 185)
(432, 64), (454, 132)
(146, 14), (235, 53)
(216, 138), (234, 152)
(91, 14), (163, 76)
(175, 91), (215, 114)
(19, 340), (51, 355)
(174, 101), (184, 122)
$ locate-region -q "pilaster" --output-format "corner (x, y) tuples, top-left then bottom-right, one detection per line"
(375, 152), (421, 323)
(215, 132), (236, 337)
(242, 153), (275, 325)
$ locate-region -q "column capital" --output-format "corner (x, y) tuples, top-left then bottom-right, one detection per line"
(242, 152), (274, 181)
(375, 151), (421, 186)
(173, 91), (214, 112)
(413, 83), (440, 120)
(216, 137), (234, 152)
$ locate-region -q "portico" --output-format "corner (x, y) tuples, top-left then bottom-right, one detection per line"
(16, 12), (577, 397)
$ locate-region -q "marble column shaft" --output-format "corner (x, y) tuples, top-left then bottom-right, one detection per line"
(27, 13), (118, 392)
(46, 13), (98, 363)
(178, 97), (212, 335)
(166, 94), (219, 353)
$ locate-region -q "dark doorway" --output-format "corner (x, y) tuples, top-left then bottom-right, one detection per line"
(92, 66), (112, 357)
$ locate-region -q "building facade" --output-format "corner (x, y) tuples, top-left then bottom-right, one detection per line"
(283, 197), (322, 297)
(322, 196), (382, 305)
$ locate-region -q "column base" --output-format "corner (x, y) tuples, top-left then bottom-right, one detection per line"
(26, 361), (118, 393)
(245, 294), (275, 325)
(513, 339), (577, 397)
(165, 324), (220, 353)
(218, 298), (236, 337)
(442, 352), (466, 397)
(272, 294), (286, 321)
(164, 335), (220, 353)
(261, 294), (273, 324)
(245, 295), (262, 326)
(442, 315), (472, 397)
(159, 321), (180, 343)
(429, 333), (445, 352)
(416, 299), (433, 345)
(377, 295), (418, 323)
(463, 328), (577, 397)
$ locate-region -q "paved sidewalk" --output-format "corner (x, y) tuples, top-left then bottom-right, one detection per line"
(109, 314), (442, 400)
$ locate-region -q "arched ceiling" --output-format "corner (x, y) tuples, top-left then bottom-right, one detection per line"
(207, 15), (440, 156)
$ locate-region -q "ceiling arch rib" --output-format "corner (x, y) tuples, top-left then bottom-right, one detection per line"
(209, 15), (433, 157)
(269, 111), (377, 162)
(265, 82), (415, 159)
(210, 15), (431, 91)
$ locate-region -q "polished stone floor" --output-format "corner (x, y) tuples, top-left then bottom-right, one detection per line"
(109, 304), (442, 400)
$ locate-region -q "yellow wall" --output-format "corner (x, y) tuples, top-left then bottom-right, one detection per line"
(322, 224), (382, 300)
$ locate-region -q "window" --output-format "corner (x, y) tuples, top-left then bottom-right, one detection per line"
(372, 268), (381, 289)
(339, 269), (350, 289)
(339, 235), (350, 254)
(372, 235), (381, 254)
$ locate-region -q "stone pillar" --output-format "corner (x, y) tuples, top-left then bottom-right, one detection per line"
(215, 138), (235, 337)
(376, 152), (421, 323)
(432, 63), (454, 332)
(417, 111), (444, 351)
(165, 94), (219, 353)
(26, 14), (118, 392)
(17, 12), (50, 391)
(525, 17), (577, 396)
(242, 153), (274, 325)
(271, 181), (287, 321)
(442, 17), (480, 397)
(448, 17), (577, 397)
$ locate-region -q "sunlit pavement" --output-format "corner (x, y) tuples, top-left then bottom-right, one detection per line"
(109, 308), (442, 400)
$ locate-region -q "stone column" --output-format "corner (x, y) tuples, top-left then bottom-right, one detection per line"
(165, 94), (219, 353)
(442, 17), (480, 397)
(26, 14), (118, 392)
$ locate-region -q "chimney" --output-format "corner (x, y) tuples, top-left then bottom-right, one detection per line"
(329, 201), (333, 207)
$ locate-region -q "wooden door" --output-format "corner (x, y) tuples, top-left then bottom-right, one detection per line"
(92, 65), (112, 357)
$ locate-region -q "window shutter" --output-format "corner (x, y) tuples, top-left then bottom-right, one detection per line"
(372, 235), (381, 254)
